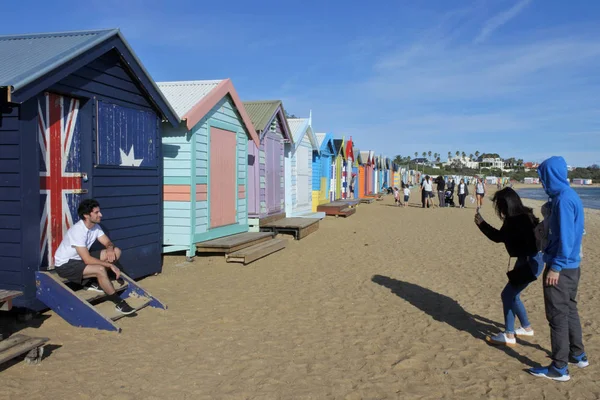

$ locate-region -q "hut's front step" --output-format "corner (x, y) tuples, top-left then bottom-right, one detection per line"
(360, 198), (375, 204)
(35, 271), (166, 333)
(260, 217), (320, 240)
(196, 232), (275, 254)
(225, 238), (287, 265)
(337, 207), (356, 217)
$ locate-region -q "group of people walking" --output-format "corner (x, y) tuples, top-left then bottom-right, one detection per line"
(416, 175), (487, 209)
(475, 156), (587, 382)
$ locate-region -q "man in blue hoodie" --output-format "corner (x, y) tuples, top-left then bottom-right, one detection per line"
(529, 156), (588, 382)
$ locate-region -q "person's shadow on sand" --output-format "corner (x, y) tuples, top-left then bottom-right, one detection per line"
(371, 275), (549, 367)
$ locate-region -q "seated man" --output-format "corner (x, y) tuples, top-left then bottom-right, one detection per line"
(53, 198), (135, 315)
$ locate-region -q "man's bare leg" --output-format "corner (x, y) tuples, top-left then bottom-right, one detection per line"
(82, 265), (116, 295)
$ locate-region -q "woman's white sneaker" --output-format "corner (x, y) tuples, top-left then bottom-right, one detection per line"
(515, 327), (534, 337)
(486, 332), (517, 347)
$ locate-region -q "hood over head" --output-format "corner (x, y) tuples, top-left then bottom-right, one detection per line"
(538, 156), (570, 197)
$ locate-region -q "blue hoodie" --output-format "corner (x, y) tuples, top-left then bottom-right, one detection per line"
(537, 156), (584, 272)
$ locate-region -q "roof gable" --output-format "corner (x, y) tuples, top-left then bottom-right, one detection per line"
(157, 79), (259, 147)
(0, 28), (178, 126)
(316, 132), (335, 155)
(287, 116), (319, 153)
(243, 100), (292, 142)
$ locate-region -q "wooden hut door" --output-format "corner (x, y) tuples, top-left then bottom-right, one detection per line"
(265, 136), (281, 213)
(38, 93), (85, 269)
(296, 145), (310, 209)
(210, 127), (237, 228)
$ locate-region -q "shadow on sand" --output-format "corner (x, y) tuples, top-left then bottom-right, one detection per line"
(371, 274), (549, 367)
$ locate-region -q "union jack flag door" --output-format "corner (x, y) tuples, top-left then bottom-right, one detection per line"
(38, 93), (86, 270)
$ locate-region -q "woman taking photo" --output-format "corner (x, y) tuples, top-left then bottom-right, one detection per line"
(474, 188), (544, 347)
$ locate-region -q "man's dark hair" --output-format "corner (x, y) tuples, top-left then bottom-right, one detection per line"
(78, 199), (100, 220)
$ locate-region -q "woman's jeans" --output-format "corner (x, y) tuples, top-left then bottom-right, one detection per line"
(458, 194), (466, 207)
(501, 281), (531, 333)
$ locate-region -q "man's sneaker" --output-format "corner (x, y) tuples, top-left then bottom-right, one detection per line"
(115, 300), (136, 315)
(486, 332), (516, 347)
(84, 282), (104, 293)
(514, 327), (534, 337)
(569, 353), (589, 368)
(528, 364), (571, 382)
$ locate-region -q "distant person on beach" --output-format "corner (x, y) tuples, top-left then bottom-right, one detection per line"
(457, 179), (469, 208)
(403, 184), (410, 207)
(529, 156), (587, 382)
(475, 177), (486, 211)
(436, 176), (446, 207)
(350, 173), (357, 199)
(474, 188), (544, 348)
(393, 187), (400, 206)
(421, 175), (434, 208)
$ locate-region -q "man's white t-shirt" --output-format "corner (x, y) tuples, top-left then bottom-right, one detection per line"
(422, 180), (433, 191)
(54, 220), (105, 267)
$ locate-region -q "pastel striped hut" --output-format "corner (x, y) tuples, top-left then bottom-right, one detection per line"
(158, 80), (259, 259)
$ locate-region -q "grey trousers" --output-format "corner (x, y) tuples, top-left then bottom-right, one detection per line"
(438, 191), (445, 207)
(543, 267), (585, 368)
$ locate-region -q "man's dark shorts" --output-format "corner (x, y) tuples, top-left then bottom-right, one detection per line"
(55, 250), (102, 284)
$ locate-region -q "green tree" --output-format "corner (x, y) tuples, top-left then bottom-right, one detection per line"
(422, 152), (427, 158)
(447, 151), (451, 160)
(414, 152), (418, 159)
(475, 151), (480, 159)
(461, 151), (466, 160)
(428, 151), (432, 161)
(455, 151), (460, 158)
(469, 153), (474, 161)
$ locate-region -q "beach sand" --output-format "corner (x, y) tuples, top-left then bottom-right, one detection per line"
(1, 189), (599, 399)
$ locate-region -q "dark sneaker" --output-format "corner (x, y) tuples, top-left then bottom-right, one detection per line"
(528, 364), (570, 382)
(569, 353), (589, 368)
(115, 300), (136, 315)
(84, 282), (104, 293)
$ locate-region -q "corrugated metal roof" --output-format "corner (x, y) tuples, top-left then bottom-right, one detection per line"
(0, 29), (118, 90)
(242, 100), (281, 132)
(287, 118), (308, 142)
(157, 80), (222, 119)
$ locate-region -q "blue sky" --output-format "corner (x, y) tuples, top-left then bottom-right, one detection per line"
(4, 0), (600, 166)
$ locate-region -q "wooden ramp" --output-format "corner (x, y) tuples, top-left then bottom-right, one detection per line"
(317, 202), (357, 218)
(225, 238), (287, 265)
(260, 217), (320, 240)
(196, 232), (275, 254)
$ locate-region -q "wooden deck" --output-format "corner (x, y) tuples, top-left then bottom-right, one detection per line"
(316, 203), (357, 218)
(360, 198), (375, 204)
(0, 289), (23, 311)
(225, 238), (287, 265)
(196, 232), (275, 254)
(260, 217), (320, 240)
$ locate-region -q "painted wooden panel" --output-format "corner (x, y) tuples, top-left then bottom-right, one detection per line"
(38, 93), (83, 270)
(97, 101), (158, 167)
(296, 143), (311, 210)
(210, 127), (237, 228)
(238, 185), (245, 199)
(196, 184), (207, 201)
(265, 135), (281, 213)
(0, 108), (21, 284)
(164, 185), (190, 201)
(247, 141), (260, 215)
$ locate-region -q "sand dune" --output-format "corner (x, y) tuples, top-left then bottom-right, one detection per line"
(1, 189), (598, 399)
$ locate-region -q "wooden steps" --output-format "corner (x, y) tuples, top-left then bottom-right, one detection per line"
(360, 198), (375, 204)
(260, 217), (320, 240)
(317, 202), (357, 217)
(36, 271), (166, 332)
(196, 232), (275, 254)
(225, 238), (287, 265)
(0, 290), (49, 366)
(0, 334), (49, 366)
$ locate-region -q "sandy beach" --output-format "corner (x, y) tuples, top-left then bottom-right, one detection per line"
(1, 188), (598, 400)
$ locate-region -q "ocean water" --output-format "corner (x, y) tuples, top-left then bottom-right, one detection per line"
(517, 187), (600, 210)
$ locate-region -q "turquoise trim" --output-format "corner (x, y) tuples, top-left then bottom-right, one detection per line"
(194, 223), (248, 243)
(163, 245), (192, 254)
(164, 176), (201, 185)
(189, 134), (197, 258)
(210, 119), (239, 133)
